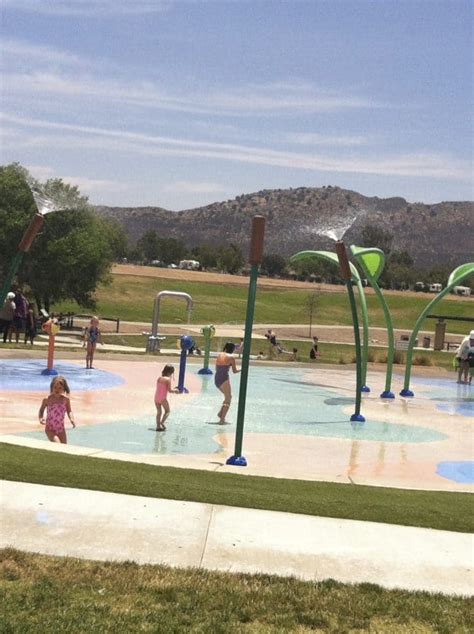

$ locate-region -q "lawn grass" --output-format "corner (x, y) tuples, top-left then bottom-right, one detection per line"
(52, 274), (473, 334)
(99, 333), (458, 372)
(1, 443), (473, 534)
(1, 548), (472, 633)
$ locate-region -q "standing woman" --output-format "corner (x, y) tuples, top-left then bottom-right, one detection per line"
(215, 342), (240, 424)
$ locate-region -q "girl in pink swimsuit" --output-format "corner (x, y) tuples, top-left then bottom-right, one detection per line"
(39, 376), (76, 444)
(155, 364), (178, 431)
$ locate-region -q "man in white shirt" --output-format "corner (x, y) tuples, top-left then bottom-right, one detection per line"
(456, 330), (474, 384)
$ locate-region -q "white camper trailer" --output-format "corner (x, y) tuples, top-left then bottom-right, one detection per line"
(179, 259), (200, 271)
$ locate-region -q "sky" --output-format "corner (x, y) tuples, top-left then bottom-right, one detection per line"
(1, 0), (472, 210)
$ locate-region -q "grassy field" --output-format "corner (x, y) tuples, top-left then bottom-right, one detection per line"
(2, 548), (472, 633)
(99, 333), (457, 372)
(52, 273), (474, 334)
(2, 443), (472, 533)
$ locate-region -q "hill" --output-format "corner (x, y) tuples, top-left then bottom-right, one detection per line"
(94, 186), (473, 268)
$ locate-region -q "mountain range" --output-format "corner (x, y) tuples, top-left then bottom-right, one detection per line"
(94, 186), (473, 268)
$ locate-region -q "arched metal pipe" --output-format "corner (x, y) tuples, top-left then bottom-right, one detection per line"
(151, 291), (193, 338)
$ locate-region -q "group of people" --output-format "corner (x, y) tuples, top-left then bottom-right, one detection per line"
(37, 326), (474, 446)
(264, 329), (320, 363)
(0, 288), (37, 345)
(38, 339), (241, 444)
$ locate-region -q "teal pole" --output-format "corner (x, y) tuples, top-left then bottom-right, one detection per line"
(400, 262), (474, 396)
(198, 325), (214, 375)
(355, 277), (370, 392)
(373, 283), (395, 397)
(335, 241), (365, 422)
(289, 250), (370, 393)
(227, 216), (265, 466)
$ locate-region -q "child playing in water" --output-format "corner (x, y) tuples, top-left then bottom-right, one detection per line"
(155, 364), (179, 431)
(38, 375), (75, 444)
(215, 342), (240, 424)
(84, 316), (103, 369)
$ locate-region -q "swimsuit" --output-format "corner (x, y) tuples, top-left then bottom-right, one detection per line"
(155, 380), (168, 405)
(215, 364), (230, 388)
(45, 401), (67, 434)
(87, 327), (100, 344)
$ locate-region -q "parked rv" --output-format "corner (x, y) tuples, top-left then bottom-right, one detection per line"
(179, 259), (200, 270)
(428, 283), (442, 293)
(453, 285), (472, 297)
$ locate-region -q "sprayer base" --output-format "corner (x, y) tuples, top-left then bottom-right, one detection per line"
(350, 413), (366, 423)
(380, 390), (395, 399)
(226, 455), (247, 467)
(198, 368), (213, 375)
(177, 387), (189, 394)
(361, 385), (370, 393)
(400, 389), (414, 397)
(41, 368), (58, 376)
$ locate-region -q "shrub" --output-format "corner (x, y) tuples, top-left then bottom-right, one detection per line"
(413, 355), (434, 366)
(338, 356), (348, 364)
(377, 351), (405, 365)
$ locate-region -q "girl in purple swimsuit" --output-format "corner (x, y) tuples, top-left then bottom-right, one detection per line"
(39, 376), (76, 444)
(215, 342), (240, 424)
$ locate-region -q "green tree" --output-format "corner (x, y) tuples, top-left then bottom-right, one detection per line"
(157, 237), (187, 265)
(261, 253), (287, 277)
(303, 288), (321, 337)
(360, 224), (393, 256)
(0, 163), (37, 278)
(0, 164), (118, 311)
(191, 244), (218, 269)
(217, 243), (244, 274)
(137, 230), (160, 262)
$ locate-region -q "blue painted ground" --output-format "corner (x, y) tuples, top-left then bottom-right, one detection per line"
(436, 461), (474, 484)
(0, 359), (124, 392)
(17, 366), (448, 455)
(411, 376), (474, 417)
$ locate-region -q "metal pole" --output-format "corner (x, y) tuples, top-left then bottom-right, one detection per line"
(198, 325), (214, 375)
(0, 213), (44, 307)
(227, 216), (265, 466)
(335, 241), (365, 423)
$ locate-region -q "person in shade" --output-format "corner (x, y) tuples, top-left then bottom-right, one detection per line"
(455, 331), (474, 384)
(214, 342), (240, 424)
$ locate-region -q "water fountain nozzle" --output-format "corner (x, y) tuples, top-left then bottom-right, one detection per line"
(335, 240), (352, 281)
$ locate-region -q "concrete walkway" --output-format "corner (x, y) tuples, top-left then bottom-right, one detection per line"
(1, 480), (472, 596)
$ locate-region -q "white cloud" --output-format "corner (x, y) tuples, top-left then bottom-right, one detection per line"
(286, 133), (371, 147)
(3, 113), (470, 181)
(2, 1), (169, 16)
(1, 39), (84, 68)
(25, 164), (127, 194)
(2, 68), (381, 116)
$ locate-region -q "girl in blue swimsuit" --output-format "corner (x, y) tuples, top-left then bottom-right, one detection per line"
(215, 342), (240, 424)
(84, 316), (103, 369)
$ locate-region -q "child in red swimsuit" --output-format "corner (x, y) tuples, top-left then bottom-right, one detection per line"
(155, 364), (179, 431)
(39, 375), (75, 444)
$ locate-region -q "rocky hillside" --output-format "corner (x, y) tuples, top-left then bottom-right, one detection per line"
(94, 186), (473, 268)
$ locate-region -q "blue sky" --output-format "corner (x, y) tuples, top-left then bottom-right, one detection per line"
(1, 0), (472, 209)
